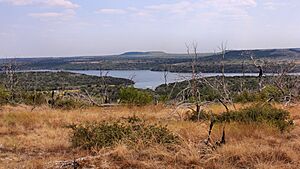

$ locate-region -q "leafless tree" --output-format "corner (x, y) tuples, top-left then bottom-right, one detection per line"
(3, 59), (19, 104)
(187, 43), (202, 113)
(31, 71), (38, 111)
(169, 43), (203, 120)
(201, 43), (236, 147)
(128, 73), (136, 83)
(243, 51), (299, 106)
(163, 64), (169, 86)
(272, 60), (298, 106)
(248, 51), (265, 91)
(99, 69), (110, 104)
(202, 43), (236, 112)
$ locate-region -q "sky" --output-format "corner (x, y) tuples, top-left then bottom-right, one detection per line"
(0, 0), (300, 57)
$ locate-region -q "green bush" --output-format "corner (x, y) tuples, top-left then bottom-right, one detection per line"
(216, 104), (294, 132)
(187, 109), (210, 121)
(119, 87), (153, 105)
(68, 116), (179, 149)
(53, 98), (85, 110)
(234, 91), (257, 103)
(234, 85), (283, 103)
(259, 85), (282, 101)
(21, 92), (47, 106)
(158, 94), (169, 103)
(0, 86), (10, 105)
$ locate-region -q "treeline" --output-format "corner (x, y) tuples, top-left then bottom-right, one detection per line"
(1, 71), (299, 109)
(155, 76), (300, 103)
(0, 71), (133, 91)
(0, 71), (135, 108)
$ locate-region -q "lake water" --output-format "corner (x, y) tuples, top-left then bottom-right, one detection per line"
(70, 70), (262, 89)
(15, 69), (300, 89)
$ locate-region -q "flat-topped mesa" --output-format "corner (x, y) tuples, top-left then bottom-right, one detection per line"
(120, 51), (166, 56)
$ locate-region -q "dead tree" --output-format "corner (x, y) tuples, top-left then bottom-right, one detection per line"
(3, 59), (19, 104)
(99, 69), (110, 104)
(248, 51), (265, 91)
(169, 43), (203, 120)
(246, 51), (299, 106)
(202, 43), (236, 147)
(163, 64), (169, 86)
(186, 43), (201, 113)
(170, 43), (202, 114)
(240, 52), (248, 93)
(31, 71), (38, 111)
(272, 61), (298, 106)
(202, 43), (236, 112)
(219, 43), (236, 111)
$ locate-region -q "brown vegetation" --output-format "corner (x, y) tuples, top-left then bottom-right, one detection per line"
(0, 103), (299, 169)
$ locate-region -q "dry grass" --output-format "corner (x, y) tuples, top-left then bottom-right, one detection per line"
(0, 103), (299, 169)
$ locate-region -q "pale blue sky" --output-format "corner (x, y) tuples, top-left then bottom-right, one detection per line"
(0, 0), (300, 57)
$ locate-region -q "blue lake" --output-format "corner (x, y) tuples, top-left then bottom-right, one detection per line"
(17, 70), (300, 89)
(70, 70), (262, 89)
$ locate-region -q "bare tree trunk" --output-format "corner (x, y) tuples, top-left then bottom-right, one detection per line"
(163, 64), (169, 86)
(250, 54), (265, 92)
(99, 68), (110, 104)
(4, 60), (18, 104)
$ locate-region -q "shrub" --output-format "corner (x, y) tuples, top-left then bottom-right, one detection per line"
(187, 109), (210, 121)
(216, 104), (294, 132)
(21, 92), (47, 106)
(53, 98), (85, 110)
(119, 87), (153, 106)
(234, 85), (283, 103)
(68, 116), (179, 149)
(0, 86), (10, 105)
(234, 91), (257, 103)
(259, 85), (282, 101)
(158, 94), (169, 103)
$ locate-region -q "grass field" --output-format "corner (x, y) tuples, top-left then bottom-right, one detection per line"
(0, 103), (299, 169)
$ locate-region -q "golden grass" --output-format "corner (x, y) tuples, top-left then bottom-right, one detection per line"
(0, 103), (299, 168)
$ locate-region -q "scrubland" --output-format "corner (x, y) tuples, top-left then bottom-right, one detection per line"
(0, 103), (299, 169)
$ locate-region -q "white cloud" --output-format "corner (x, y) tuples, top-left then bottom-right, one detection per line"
(29, 12), (63, 18)
(96, 8), (127, 15)
(97, 0), (257, 21)
(207, 0), (256, 20)
(1, 0), (79, 9)
(29, 9), (75, 20)
(0, 0), (33, 5)
(207, 0), (256, 9)
(1, 0), (80, 21)
(144, 0), (257, 14)
(263, 1), (285, 10)
(145, 1), (196, 14)
(44, 0), (79, 9)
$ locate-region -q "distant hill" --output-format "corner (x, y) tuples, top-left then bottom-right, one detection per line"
(121, 51), (166, 56)
(201, 48), (300, 61)
(1, 48), (300, 73)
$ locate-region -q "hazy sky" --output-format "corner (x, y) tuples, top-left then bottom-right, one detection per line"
(0, 0), (300, 57)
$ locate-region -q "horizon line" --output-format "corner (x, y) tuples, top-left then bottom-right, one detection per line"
(0, 47), (299, 59)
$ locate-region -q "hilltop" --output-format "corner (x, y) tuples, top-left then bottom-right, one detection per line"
(120, 51), (167, 56)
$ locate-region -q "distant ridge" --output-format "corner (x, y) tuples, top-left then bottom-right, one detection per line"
(1, 47), (300, 73)
(120, 51), (166, 56)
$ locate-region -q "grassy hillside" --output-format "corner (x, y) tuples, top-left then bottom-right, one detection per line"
(0, 103), (299, 168)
